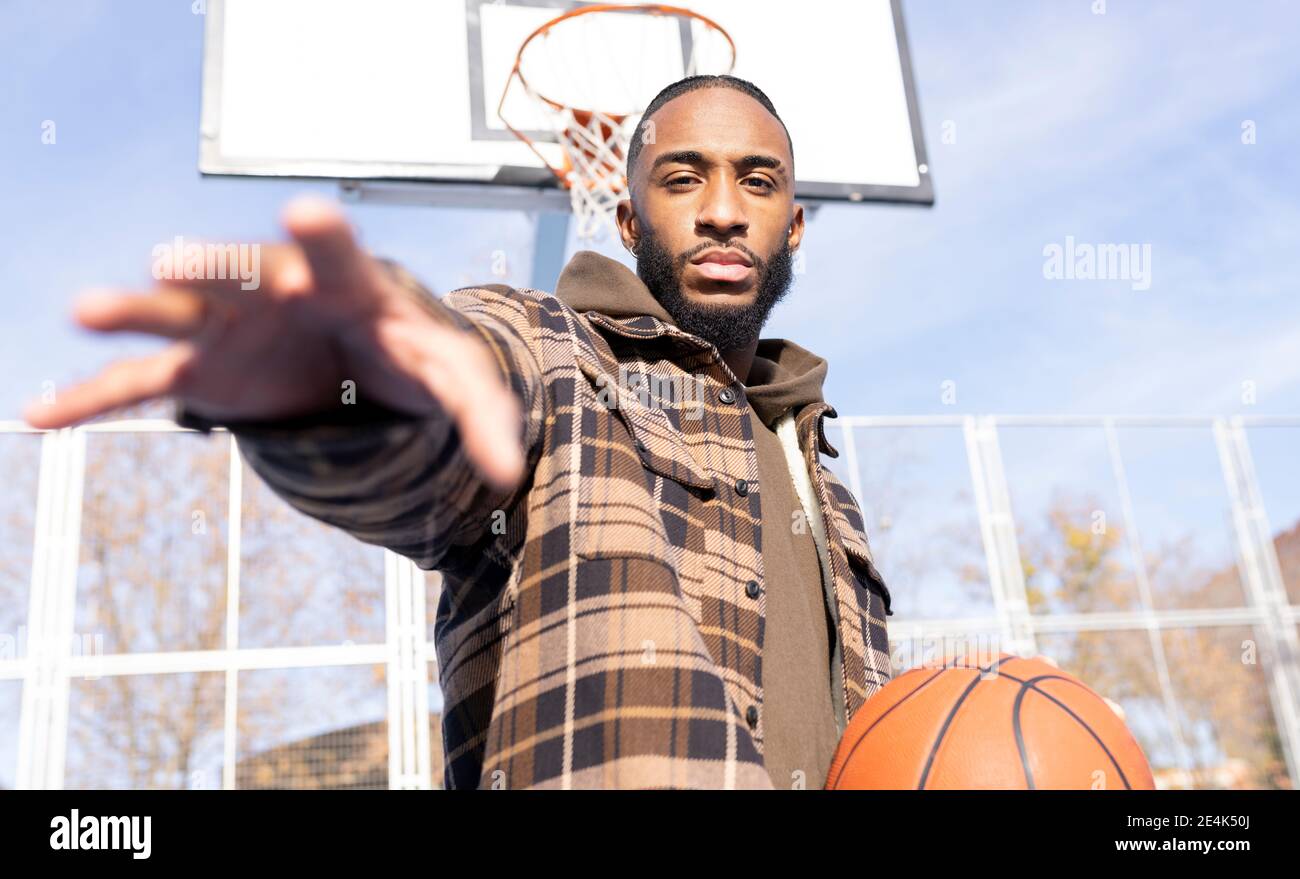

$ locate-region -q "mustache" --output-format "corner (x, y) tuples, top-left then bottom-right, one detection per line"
(675, 241), (763, 268)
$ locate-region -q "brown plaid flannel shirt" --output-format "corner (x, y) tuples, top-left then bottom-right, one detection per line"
(220, 250), (894, 789)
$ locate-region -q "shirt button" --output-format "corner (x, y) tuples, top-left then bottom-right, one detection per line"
(745, 580), (761, 599)
(718, 387), (736, 404)
(634, 438), (647, 453)
(745, 705), (759, 728)
(734, 478), (749, 497)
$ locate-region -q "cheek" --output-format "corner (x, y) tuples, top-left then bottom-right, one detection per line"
(645, 213), (698, 260)
(757, 207), (794, 244)
(650, 197), (696, 235)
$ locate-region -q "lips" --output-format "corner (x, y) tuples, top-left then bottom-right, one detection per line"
(690, 249), (754, 283)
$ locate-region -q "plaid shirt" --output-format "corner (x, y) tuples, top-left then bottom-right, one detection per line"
(221, 251), (894, 789)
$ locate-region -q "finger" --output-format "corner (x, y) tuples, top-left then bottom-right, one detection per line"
(23, 345), (193, 429)
(456, 375), (526, 490)
(281, 196), (375, 295)
(423, 334), (526, 490)
(73, 288), (207, 339)
(1102, 697), (1127, 721)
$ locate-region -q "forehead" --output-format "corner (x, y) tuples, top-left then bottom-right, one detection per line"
(639, 87), (792, 167)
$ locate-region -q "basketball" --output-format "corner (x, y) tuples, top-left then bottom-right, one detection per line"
(826, 654), (1157, 790)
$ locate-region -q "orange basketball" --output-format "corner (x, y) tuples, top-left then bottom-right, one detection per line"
(826, 653), (1156, 789)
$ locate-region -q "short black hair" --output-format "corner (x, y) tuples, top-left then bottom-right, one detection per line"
(624, 74), (794, 186)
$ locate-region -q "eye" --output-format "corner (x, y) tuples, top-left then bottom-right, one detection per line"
(743, 176), (775, 191)
(666, 175), (698, 189)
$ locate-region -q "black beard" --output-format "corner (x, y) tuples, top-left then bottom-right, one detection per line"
(635, 229), (794, 351)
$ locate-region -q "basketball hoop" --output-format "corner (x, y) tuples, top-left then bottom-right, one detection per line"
(498, 3), (736, 240)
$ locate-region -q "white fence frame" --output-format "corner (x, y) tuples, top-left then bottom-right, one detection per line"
(2, 414), (1298, 789)
(2, 420), (433, 790)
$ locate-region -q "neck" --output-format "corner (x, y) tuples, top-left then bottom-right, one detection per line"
(720, 340), (760, 385)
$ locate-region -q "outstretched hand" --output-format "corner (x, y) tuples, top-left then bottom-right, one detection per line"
(24, 197), (525, 490)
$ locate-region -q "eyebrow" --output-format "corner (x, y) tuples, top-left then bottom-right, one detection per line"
(649, 149), (789, 181)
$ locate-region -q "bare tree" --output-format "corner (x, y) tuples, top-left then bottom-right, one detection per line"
(1021, 494), (1293, 790)
(59, 403), (389, 789)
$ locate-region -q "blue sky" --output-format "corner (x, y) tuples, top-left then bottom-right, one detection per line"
(2, 0), (1297, 418)
(2, 0), (1298, 593)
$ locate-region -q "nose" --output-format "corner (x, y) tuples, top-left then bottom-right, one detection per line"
(695, 177), (749, 238)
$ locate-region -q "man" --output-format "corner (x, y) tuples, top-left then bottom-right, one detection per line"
(27, 75), (893, 790)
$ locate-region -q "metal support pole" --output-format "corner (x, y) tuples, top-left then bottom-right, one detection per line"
(222, 436), (243, 790)
(16, 428), (85, 789)
(963, 417), (1036, 658)
(1214, 418), (1300, 786)
(529, 211), (572, 293)
(385, 552), (432, 790)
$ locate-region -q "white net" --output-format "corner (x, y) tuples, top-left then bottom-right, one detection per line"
(553, 107), (636, 241)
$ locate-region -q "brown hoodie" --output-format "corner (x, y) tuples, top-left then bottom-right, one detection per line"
(556, 251), (843, 789)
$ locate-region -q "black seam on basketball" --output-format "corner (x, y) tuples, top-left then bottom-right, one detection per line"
(996, 671), (1133, 790)
(1012, 684), (1036, 789)
(827, 655), (989, 789)
(916, 655), (1018, 790)
(826, 667), (945, 789)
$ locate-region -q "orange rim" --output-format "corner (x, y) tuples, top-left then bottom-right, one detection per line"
(497, 3), (737, 188)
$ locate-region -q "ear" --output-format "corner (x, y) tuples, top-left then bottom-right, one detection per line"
(787, 202), (806, 253)
(615, 198), (640, 255)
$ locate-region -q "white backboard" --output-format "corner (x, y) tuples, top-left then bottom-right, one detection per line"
(199, 0), (933, 206)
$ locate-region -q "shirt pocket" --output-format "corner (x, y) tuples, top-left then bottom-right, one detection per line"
(573, 355), (715, 562)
